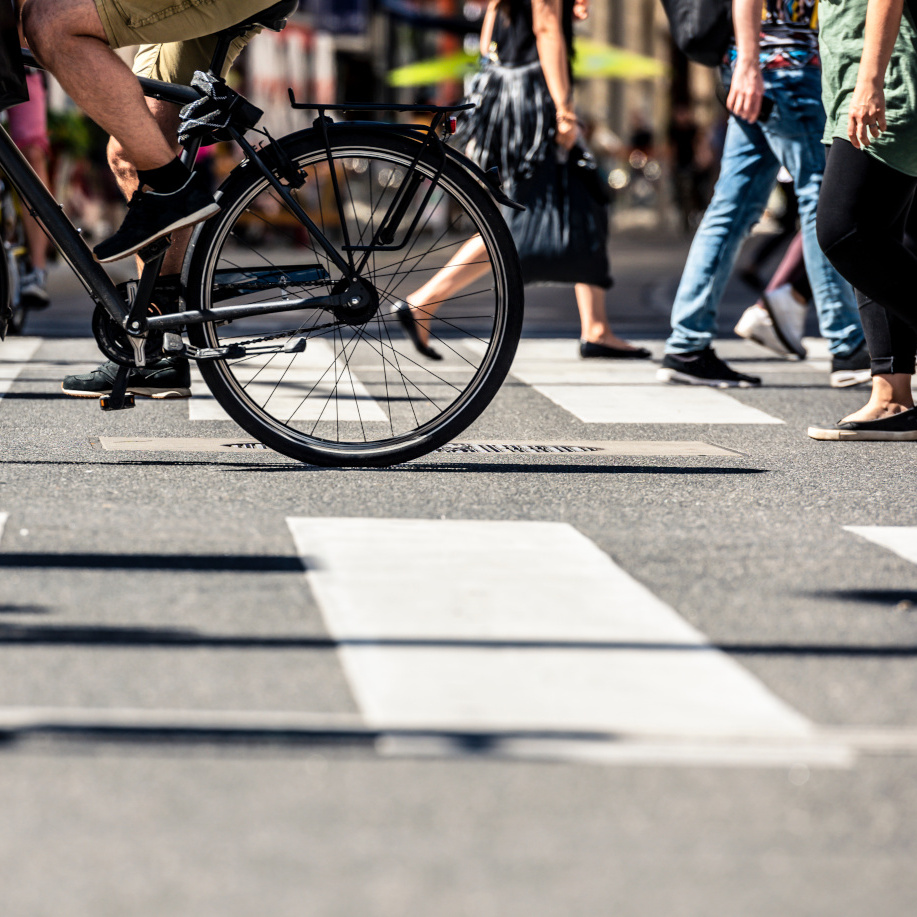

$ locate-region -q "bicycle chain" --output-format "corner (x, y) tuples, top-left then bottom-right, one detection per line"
(216, 319), (340, 352)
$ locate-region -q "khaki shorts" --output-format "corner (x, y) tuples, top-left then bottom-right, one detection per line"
(94, 0), (268, 83)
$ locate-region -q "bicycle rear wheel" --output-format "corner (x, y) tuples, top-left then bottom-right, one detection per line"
(185, 127), (523, 466)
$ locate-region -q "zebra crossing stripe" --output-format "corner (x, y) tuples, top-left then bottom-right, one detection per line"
(503, 340), (783, 425)
(0, 338), (43, 398)
(286, 518), (820, 754)
(844, 526), (917, 565)
(525, 383), (783, 424)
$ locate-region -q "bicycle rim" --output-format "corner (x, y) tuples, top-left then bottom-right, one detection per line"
(186, 130), (523, 466)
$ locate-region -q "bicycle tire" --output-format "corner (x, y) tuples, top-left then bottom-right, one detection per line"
(184, 127), (523, 467)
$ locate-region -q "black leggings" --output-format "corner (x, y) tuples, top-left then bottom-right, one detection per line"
(817, 139), (917, 375)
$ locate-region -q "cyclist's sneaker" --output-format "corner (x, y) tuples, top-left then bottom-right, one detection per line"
(19, 268), (50, 310)
(93, 172), (220, 263)
(830, 341), (871, 388)
(657, 347), (761, 388)
(61, 357), (191, 399)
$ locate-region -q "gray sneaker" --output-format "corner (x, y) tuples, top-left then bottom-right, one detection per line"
(62, 357), (191, 399)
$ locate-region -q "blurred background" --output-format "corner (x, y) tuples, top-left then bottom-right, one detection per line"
(10, 0), (760, 246)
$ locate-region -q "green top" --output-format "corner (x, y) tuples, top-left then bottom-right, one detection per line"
(820, 0), (917, 176)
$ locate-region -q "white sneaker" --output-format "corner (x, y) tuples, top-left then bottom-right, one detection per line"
(760, 284), (807, 358)
(734, 304), (794, 358)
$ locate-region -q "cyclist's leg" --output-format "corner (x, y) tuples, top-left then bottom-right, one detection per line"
(108, 35), (261, 276)
(21, 0), (175, 172)
(63, 33), (258, 396)
(23, 0), (266, 172)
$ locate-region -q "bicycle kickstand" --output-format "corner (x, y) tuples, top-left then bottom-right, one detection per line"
(100, 364), (135, 411)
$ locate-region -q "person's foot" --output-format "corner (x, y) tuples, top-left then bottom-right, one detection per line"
(19, 268), (50, 310)
(734, 284), (809, 360)
(93, 172), (220, 263)
(734, 304), (794, 357)
(393, 301), (442, 360)
(760, 284), (807, 358)
(61, 357), (191, 399)
(656, 347), (761, 388)
(830, 341), (871, 388)
(579, 339), (651, 359)
(808, 405), (917, 440)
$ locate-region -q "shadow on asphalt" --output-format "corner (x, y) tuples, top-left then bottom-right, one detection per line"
(0, 626), (914, 657)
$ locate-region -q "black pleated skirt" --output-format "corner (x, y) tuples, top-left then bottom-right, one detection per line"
(452, 59), (555, 194)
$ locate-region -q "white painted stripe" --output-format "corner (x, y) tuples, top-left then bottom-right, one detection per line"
(844, 526), (917, 565)
(287, 518), (813, 741)
(0, 512), (8, 544)
(189, 339), (386, 422)
(466, 339), (784, 424)
(531, 383), (783, 424)
(0, 337), (42, 397)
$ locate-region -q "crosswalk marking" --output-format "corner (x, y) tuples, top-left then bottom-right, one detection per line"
(189, 340), (387, 422)
(287, 517), (813, 744)
(0, 337), (43, 398)
(844, 526), (917, 565)
(477, 339), (785, 424)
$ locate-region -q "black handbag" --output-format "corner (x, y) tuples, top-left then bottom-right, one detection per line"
(660, 0), (732, 68)
(507, 143), (612, 289)
(0, 0), (28, 112)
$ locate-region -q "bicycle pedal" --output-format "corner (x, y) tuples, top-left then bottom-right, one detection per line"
(162, 332), (187, 355)
(100, 392), (135, 411)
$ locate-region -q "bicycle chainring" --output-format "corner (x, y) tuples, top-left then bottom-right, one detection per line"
(92, 304), (164, 367)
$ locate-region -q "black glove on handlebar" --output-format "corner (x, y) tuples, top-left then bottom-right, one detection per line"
(178, 71), (263, 146)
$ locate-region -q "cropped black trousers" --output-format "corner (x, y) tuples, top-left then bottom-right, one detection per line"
(817, 139), (917, 376)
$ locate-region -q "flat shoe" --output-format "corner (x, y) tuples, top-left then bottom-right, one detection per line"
(579, 340), (651, 360)
(394, 301), (442, 360)
(807, 406), (917, 441)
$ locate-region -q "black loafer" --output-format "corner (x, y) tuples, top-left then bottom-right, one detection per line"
(394, 301), (442, 360)
(579, 340), (651, 360)
(808, 406), (917, 441)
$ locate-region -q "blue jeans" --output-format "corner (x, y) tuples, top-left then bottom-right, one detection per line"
(666, 67), (863, 356)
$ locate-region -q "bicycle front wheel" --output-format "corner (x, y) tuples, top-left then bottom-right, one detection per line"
(185, 128), (523, 466)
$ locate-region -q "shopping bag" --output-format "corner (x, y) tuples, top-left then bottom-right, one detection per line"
(0, 0), (28, 112)
(507, 144), (612, 289)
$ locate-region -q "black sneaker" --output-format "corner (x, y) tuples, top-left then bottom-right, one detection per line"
(93, 172), (220, 263)
(830, 341), (871, 388)
(61, 357), (191, 399)
(656, 347), (761, 388)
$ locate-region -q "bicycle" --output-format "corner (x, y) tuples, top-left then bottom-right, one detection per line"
(0, 2), (524, 467)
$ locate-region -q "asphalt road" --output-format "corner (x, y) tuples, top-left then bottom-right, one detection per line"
(2, 222), (916, 917)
